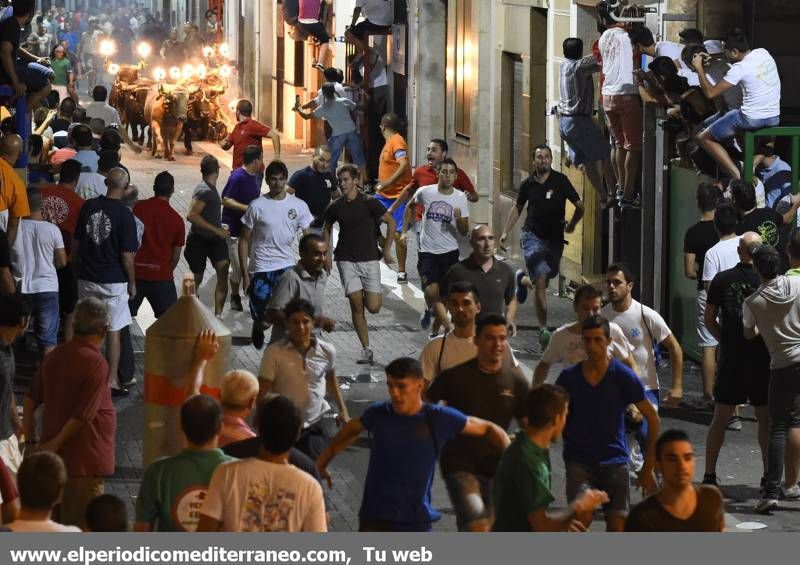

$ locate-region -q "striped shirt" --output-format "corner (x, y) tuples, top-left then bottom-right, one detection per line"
(558, 55), (600, 116)
(218, 415), (256, 447)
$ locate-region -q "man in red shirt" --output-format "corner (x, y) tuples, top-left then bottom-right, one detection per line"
(389, 138), (478, 247)
(220, 99), (281, 187)
(40, 158), (84, 342)
(23, 297), (117, 530)
(132, 171), (186, 318)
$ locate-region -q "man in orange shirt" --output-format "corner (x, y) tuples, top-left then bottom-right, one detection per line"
(0, 134), (29, 245)
(373, 113), (412, 282)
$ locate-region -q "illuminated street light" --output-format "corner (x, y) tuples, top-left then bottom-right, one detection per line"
(169, 66), (181, 81)
(99, 39), (116, 57)
(137, 42), (152, 59)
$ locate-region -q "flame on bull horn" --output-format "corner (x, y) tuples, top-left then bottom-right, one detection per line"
(203, 46), (214, 58)
(107, 63), (120, 75)
(196, 64), (207, 79)
(137, 42), (152, 60)
(153, 67), (167, 81)
(219, 43), (230, 57)
(182, 64), (195, 80)
(169, 66), (182, 81)
(219, 64), (232, 78)
(99, 39), (116, 57)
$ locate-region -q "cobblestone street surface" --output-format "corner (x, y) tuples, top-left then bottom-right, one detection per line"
(103, 141), (793, 531)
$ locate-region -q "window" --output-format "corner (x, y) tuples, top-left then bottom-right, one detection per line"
(454, 0), (475, 139)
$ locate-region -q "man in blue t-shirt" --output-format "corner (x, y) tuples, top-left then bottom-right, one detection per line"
(316, 357), (510, 532)
(555, 315), (660, 531)
(221, 145), (263, 312)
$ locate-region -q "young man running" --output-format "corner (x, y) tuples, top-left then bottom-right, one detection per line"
(322, 164), (395, 365)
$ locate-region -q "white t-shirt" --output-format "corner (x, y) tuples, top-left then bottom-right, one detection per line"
(412, 185), (469, 254)
(599, 27), (637, 96)
(356, 0), (393, 26)
(601, 300), (672, 391)
(7, 519), (81, 532)
(85, 101), (122, 127)
(242, 194), (313, 273)
(201, 458), (327, 532)
(76, 172), (108, 200)
(539, 321), (633, 378)
(654, 41), (699, 86)
(702, 236), (741, 282)
(314, 82), (346, 106)
(419, 333), (519, 382)
(706, 59), (743, 110)
(259, 338), (336, 426)
(723, 48), (781, 119)
(17, 219), (63, 294)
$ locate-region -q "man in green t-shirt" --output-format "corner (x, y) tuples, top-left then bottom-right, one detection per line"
(50, 45), (72, 100)
(492, 384), (608, 531)
(134, 394), (232, 532)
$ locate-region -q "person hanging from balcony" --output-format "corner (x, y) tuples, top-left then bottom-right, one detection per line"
(596, 1), (642, 207)
(558, 37), (616, 209)
(0, 0), (53, 110)
(298, 0), (333, 70)
(346, 0), (393, 56)
(692, 29), (781, 182)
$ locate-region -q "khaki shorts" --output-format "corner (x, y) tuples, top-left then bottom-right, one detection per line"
(227, 236), (241, 287)
(0, 435), (22, 474)
(58, 476), (104, 530)
(337, 260), (381, 296)
(77, 280), (131, 331)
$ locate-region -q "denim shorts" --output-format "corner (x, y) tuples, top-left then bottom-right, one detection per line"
(443, 471), (493, 531)
(707, 109), (780, 143)
(559, 115), (611, 166)
(521, 230), (563, 281)
(328, 130), (366, 169)
(695, 289), (718, 348)
(565, 461), (630, 516)
(22, 292), (59, 349)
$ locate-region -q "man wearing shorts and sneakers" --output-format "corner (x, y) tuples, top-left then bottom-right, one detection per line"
(559, 37), (615, 206)
(426, 314), (530, 532)
(323, 164), (396, 365)
(556, 315), (660, 531)
(403, 158), (469, 335)
(185, 156), (231, 318)
(597, 2), (642, 204)
(72, 168), (138, 394)
(703, 232), (770, 490)
(500, 145), (584, 348)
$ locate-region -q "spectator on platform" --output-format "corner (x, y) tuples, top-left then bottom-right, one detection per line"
(220, 145), (263, 314)
(5, 452), (81, 532)
(294, 83), (367, 181)
(218, 370), (259, 447)
(693, 29), (781, 181)
(287, 146), (339, 233)
(197, 396), (327, 532)
(85, 494), (128, 532)
(23, 298), (116, 530)
(297, 0), (332, 69)
(85, 85), (121, 127)
(72, 168), (138, 394)
(346, 0), (392, 54)
(629, 27), (698, 86)
(597, 2), (641, 203)
(0, 295), (27, 475)
(258, 298), (347, 459)
(0, 0), (52, 109)
(17, 186), (66, 356)
(349, 47), (388, 181)
(0, 134), (29, 245)
(558, 37), (616, 205)
(132, 171), (185, 319)
(135, 394), (231, 532)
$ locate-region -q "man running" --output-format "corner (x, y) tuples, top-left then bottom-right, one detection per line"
(322, 164), (395, 365)
(239, 161), (313, 350)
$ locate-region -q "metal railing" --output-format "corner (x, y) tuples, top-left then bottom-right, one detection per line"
(743, 126), (800, 192)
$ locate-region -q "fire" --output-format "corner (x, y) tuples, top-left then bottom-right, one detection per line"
(169, 66), (182, 81)
(153, 67), (167, 81)
(182, 64), (195, 79)
(136, 42), (152, 59)
(99, 39), (116, 57)
(195, 64), (207, 79)
(219, 64), (232, 78)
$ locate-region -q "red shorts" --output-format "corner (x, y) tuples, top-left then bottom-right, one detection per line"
(603, 94), (643, 151)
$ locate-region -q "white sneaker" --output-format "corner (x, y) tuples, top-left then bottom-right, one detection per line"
(782, 484), (800, 500)
(357, 348), (374, 365)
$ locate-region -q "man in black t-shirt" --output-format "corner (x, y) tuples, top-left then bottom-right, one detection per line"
(426, 313), (529, 532)
(626, 429), (724, 532)
(287, 146), (338, 232)
(0, 0), (52, 109)
(683, 183), (721, 404)
(0, 228), (12, 295)
(322, 164), (395, 365)
(702, 231), (770, 488)
(73, 168), (139, 395)
(499, 145), (584, 348)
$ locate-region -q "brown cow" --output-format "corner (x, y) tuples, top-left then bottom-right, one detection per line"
(144, 84), (187, 161)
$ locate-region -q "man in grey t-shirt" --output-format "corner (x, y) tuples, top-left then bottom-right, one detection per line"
(185, 156), (231, 317)
(743, 243), (800, 513)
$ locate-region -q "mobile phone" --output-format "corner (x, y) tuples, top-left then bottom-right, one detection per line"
(295, 95), (300, 107)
